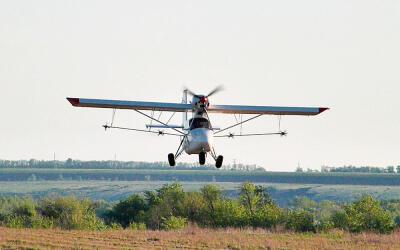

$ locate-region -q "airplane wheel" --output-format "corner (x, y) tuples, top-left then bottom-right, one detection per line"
(216, 155), (223, 168)
(199, 152), (206, 165)
(168, 153), (176, 166)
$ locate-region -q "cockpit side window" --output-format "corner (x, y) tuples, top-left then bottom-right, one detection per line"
(189, 118), (211, 130)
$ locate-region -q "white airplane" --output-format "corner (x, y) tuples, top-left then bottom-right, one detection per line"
(67, 86), (328, 168)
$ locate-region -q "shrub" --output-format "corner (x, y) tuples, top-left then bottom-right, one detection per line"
(127, 221), (146, 230)
(161, 216), (187, 230)
(285, 210), (316, 233)
(331, 210), (347, 229)
(103, 194), (148, 227)
(344, 194), (394, 233)
(145, 181), (186, 229)
(316, 220), (334, 233)
(213, 199), (246, 228)
(38, 196), (105, 230)
(107, 222), (123, 230)
(12, 202), (36, 217)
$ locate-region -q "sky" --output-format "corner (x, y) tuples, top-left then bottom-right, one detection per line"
(1, 0), (399, 171)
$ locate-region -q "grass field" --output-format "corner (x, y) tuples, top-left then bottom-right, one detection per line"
(2, 180), (400, 205)
(3, 168), (400, 185)
(1, 180), (400, 206)
(1, 226), (400, 249)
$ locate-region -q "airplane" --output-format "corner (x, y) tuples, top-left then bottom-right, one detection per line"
(67, 86), (328, 168)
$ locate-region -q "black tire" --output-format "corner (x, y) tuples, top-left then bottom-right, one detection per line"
(168, 153), (176, 166)
(216, 155), (223, 168)
(199, 152), (206, 165)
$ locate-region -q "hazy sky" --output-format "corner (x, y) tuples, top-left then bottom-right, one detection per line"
(1, 0), (399, 171)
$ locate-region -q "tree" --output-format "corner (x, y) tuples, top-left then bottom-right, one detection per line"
(201, 184), (222, 226)
(104, 194), (148, 227)
(239, 182), (259, 216)
(344, 194), (394, 233)
(387, 166), (395, 173)
(285, 210), (316, 232)
(145, 180), (186, 229)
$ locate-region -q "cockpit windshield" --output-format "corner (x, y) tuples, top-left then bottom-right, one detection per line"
(189, 118), (211, 130)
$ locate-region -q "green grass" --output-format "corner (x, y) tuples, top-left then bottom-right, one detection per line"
(2, 180), (400, 204)
(2, 168), (400, 185)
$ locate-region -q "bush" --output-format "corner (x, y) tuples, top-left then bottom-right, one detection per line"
(103, 194), (148, 227)
(331, 210), (347, 229)
(38, 196), (105, 230)
(146, 181), (186, 229)
(285, 210), (316, 233)
(344, 194), (394, 233)
(213, 200), (246, 228)
(161, 216), (187, 230)
(316, 220), (334, 233)
(6, 215), (53, 229)
(107, 222), (123, 230)
(127, 221), (146, 230)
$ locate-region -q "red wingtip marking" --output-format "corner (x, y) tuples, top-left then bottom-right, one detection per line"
(67, 97), (79, 106)
(318, 107), (329, 113)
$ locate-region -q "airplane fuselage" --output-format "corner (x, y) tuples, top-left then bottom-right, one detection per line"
(179, 94), (215, 155)
(184, 128), (214, 154)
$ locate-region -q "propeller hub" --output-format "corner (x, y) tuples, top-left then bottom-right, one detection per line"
(200, 96), (208, 103)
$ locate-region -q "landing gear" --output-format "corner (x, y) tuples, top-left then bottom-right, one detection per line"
(216, 155), (223, 168)
(209, 147), (223, 168)
(168, 153), (176, 166)
(199, 152), (206, 165)
(168, 136), (186, 167)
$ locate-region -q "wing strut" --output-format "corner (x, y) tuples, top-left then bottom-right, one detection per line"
(103, 125), (182, 136)
(214, 114), (263, 135)
(214, 131), (287, 138)
(133, 109), (185, 135)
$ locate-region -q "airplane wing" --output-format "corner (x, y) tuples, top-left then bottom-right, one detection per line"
(67, 97), (192, 112)
(207, 104), (328, 116)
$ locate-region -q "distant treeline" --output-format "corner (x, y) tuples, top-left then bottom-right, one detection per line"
(320, 165), (400, 173)
(3, 169), (400, 185)
(0, 159), (264, 171)
(0, 181), (398, 233)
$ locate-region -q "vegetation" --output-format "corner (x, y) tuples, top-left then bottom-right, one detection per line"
(3, 168), (400, 186)
(4, 227), (400, 249)
(4, 180), (400, 207)
(1, 181), (399, 235)
(322, 165), (400, 173)
(0, 159), (263, 171)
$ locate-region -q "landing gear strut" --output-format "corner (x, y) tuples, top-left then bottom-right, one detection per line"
(199, 152), (206, 165)
(168, 136), (186, 167)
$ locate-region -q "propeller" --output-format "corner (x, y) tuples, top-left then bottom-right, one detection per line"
(206, 85), (224, 98)
(184, 85), (224, 99)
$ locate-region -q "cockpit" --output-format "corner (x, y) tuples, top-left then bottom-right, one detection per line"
(188, 117), (211, 130)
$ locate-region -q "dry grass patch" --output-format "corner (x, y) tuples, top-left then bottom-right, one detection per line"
(1, 227), (400, 249)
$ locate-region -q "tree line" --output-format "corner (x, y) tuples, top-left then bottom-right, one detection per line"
(0, 159), (264, 171)
(320, 165), (400, 173)
(0, 181), (398, 233)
